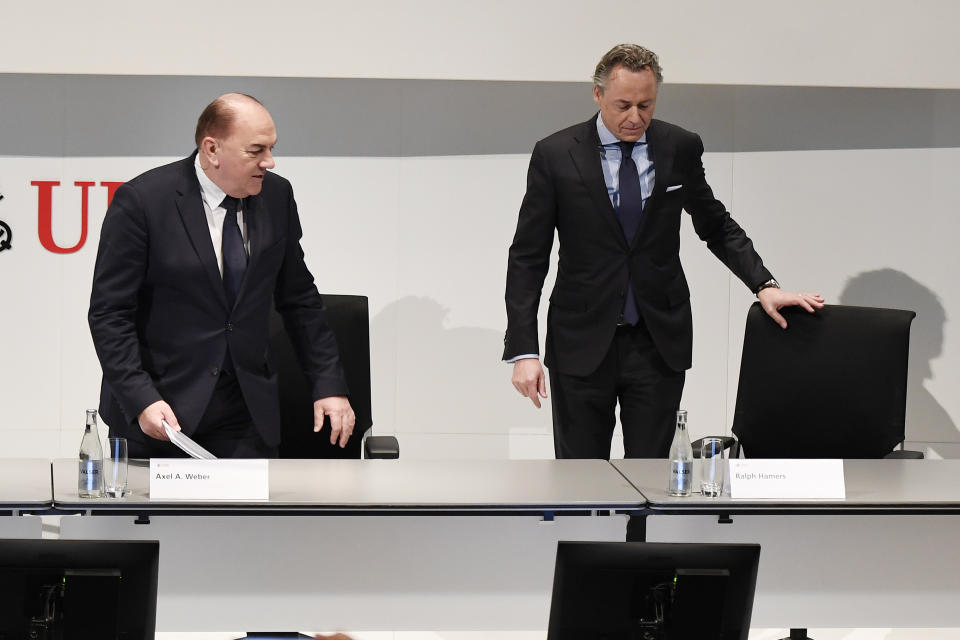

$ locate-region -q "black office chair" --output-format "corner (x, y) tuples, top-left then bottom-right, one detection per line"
(732, 302), (920, 460)
(731, 302), (920, 640)
(270, 294), (398, 459)
(691, 436), (740, 459)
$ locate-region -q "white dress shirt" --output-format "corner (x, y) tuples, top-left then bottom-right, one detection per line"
(194, 154), (250, 276)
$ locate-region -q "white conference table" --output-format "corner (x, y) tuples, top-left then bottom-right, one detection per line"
(17, 457), (960, 630)
(614, 457), (960, 514)
(614, 458), (960, 629)
(0, 458), (51, 537)
(52, 457), (643, 513)
(50, 457), (639, 631)
(0, 458), (53, 513)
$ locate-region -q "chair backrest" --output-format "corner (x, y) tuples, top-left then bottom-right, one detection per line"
(732, 302), (915, 459)
(271, 294), (372, 459)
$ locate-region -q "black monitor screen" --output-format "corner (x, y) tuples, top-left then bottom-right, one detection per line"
(547, 541), (760, 640)
(0, 539), (159, 640)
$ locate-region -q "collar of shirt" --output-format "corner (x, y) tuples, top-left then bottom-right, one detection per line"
(595, 114), (654, 209)
(595, 113), (647, 148)
(193, 154), (248, 275)
(194, 154), (231, 213)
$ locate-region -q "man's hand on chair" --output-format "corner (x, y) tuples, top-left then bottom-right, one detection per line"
(758, 287), (824, 329)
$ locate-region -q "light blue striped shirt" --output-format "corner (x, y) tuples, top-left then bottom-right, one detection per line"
(595, 113), (655, 211)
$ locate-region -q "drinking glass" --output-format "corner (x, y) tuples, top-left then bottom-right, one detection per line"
(700, 437), (726, 497)
(104, 437), (128, 498)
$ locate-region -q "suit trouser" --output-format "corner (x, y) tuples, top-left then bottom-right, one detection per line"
(549, 321), (685, 459)
(548, 320), (685, 541)
(126, 372), (278, 459)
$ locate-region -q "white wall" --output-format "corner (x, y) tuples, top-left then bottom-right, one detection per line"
(3, 1), (959, 88)
(1, 1), (958, 459)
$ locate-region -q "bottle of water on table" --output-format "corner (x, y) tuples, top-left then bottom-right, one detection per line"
(79, 409), (104, 498)
(667, 410), (692, 497)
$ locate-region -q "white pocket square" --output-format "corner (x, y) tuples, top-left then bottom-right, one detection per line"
(665, 184), (683, 192)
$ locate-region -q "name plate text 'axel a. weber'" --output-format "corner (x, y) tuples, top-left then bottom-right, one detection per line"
(728, 459), (845, 499)
(149, 459), (269, 500)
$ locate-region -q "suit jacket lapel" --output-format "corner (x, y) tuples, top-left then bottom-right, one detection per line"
(634, 119), (675, 246)
(244, 193), (269, 265)
(568, 118), (627, 248)
(174, 157), (228, 310)
(237, 192), (270, 303)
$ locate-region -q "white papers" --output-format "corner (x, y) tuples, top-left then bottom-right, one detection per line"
(162, 419), (217, 460)
(728, 459), (846, 499)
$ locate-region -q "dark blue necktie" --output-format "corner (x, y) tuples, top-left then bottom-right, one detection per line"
(220, 195), (247, 309)
(616, 141), (644, 325)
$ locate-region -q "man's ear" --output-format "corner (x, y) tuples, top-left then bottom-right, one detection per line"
(199, 137), (220, 168)
(593, 86), (602, 106)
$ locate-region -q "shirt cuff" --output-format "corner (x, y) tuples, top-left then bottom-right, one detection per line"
(505, 354), (539, 363)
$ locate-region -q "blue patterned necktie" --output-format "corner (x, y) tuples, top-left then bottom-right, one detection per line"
(220, 195), (247, 309)
(616, 141), (644, 325)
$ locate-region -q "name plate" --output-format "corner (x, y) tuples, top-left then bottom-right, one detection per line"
(728, 459), (845, 499)
(149, 459), (269, 500)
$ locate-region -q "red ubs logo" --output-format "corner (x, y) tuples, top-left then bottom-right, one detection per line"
(30, 180), (124, 254)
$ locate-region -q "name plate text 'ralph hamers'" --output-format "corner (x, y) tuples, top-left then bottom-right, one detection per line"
(149, 459), (269, 500)
(728, 459), (845, 499)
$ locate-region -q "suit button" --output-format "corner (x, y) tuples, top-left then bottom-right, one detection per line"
(211, 367), (220, 376)
(226, 323), (233, 332)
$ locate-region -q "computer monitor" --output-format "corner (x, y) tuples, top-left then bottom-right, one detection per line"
(547, 541), (761, 640)
(0, 539), (159, 640)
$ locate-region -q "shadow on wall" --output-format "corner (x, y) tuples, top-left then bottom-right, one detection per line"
(839, 269), (959, 457)
(370, 296), (550, 457)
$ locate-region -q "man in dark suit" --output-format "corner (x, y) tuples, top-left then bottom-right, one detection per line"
(89, 93), (355, 458)
(505, 44), (823, 462)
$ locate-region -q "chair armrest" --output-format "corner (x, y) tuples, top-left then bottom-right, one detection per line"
(691, 436), (738, 459)
(364, 435), (400, 459)
(884, 449), (924, 459)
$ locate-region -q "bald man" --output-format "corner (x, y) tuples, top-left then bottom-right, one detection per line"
(89, 93), (355, 458)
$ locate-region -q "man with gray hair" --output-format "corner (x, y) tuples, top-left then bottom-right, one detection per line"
(504, 44), (821, 506)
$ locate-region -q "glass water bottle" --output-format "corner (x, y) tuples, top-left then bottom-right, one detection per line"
(78, 409), (104, 498)
(667, 410), (693, 496)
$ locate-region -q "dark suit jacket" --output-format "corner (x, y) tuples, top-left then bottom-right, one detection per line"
(88, 153), (347, 447)
(504, 117), (773, 376)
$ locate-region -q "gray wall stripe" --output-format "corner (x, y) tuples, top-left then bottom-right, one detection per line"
(2, 74), (958, 157)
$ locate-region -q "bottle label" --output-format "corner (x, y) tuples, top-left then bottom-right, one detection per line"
(669, 460), (692, 494)
(80, 460), (102, 491)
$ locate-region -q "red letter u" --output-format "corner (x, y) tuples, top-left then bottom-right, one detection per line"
(32, 180), (93, 254)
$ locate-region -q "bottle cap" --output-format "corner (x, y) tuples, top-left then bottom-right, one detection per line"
(676, 410), (687, 425)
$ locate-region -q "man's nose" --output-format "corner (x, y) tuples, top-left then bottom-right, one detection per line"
(261, 150), (276, 170)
